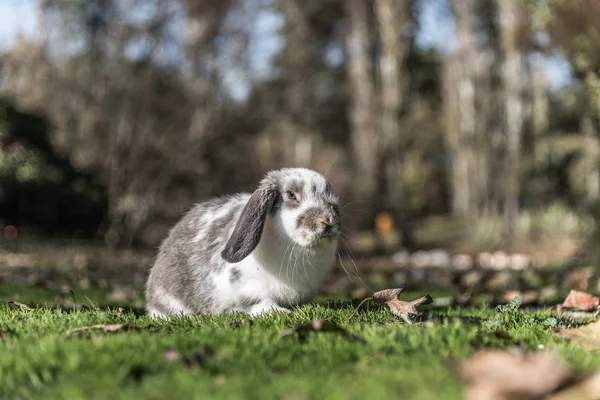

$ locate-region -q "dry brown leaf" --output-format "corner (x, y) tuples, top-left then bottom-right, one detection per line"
(348, 286), (433, 324)
(379, 296), (433, 324)
(559, 290), (600, 312)
(372, 288), (432, 324)
(460, 349), (573, 400)
(373, 287), (406, 301)
(555, 320), (600, 349)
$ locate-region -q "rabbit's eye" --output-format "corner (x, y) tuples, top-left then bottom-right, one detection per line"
(286, 191), (298, 201)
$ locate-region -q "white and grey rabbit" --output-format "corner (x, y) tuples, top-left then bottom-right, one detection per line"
(145, 168), (341, 317)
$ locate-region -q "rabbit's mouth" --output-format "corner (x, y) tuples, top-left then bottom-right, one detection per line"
(315, 226), (340, 240)
(298, 227), (340, 248)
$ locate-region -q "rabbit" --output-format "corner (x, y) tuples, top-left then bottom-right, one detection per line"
(145, 168), (341, 318)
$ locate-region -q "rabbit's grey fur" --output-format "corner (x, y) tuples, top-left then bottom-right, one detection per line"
(145, 168), (340, 317)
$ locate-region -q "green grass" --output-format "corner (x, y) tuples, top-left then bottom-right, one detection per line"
(0, 287), (598, 400)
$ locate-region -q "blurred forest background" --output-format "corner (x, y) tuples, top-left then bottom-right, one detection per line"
(1, 0), (600, 270)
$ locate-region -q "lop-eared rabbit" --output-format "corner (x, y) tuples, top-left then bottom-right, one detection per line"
(145, 168), (341, 317)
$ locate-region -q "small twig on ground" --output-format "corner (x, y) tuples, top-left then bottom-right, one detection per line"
(65, 324), (129, 335)
(84, 296), (99, 311)
(348, 297), (373, 322)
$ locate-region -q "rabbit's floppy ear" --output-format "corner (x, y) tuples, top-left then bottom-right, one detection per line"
(221, 185), (278, 263)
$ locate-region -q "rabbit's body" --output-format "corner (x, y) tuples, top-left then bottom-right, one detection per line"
(146, 168), (341, 317)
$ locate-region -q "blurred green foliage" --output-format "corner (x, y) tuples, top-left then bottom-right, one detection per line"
(0, 98), (107, 238)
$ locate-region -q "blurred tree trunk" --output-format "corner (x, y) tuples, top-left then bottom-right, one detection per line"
(184, 0), (229, 145)
(184, 0), (229, 89)
(281, 0), (313, 167)
(473, 50), (494, 216)
(499, 0), (524, 240)
(541, 0), (600, 204)
(583, 114), (600, 200)
(531, 57), (549, 139)
(374, 0), (414, 248)
(522, 9), (549, 206)
(343, 0), (378, 208)
(520, 52), (546, 177)
(448, 0), (477, 216)
(282, 0), (310, 125)
(375, 0), (404, 208)
(20, 0), (242, 247)
(518, 53), (549, 209)
(583, 72), (600, 201)
(442, 53), (460, 207)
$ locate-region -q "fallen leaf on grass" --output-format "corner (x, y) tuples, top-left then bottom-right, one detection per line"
(84, 296), (99, 311)
(376, 294), (433, 325)
(348, 286), (433, 324)
(559, 290), (599, 312)
(460, 349), (574, 400)
(555, 320), (600, 350)
(282, 320), (365, 343)
(65, 323), (131, 335)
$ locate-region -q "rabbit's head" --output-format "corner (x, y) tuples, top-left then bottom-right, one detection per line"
(221, 168), (340, 263)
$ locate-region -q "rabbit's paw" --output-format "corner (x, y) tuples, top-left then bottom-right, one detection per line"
(249, 303), (290, 317)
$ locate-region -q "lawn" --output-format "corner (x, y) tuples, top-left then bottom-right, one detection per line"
(0, 286), (598, 400)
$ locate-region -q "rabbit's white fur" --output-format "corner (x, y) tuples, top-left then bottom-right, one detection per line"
(145, 168), (340, 317)
(211, 216), (337, 316)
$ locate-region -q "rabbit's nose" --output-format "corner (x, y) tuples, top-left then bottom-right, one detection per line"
(318, 216), (332, 227)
